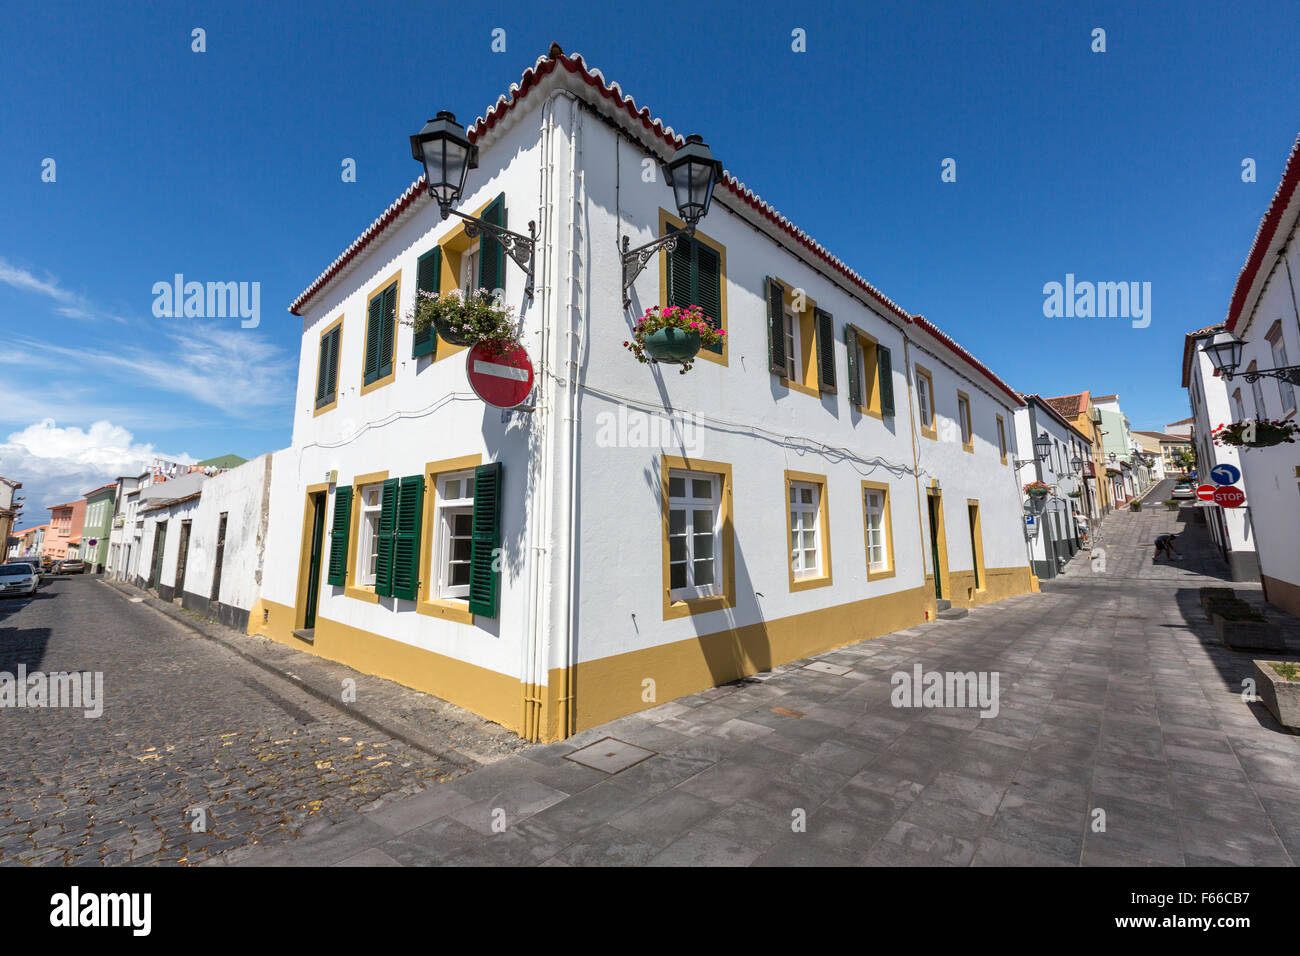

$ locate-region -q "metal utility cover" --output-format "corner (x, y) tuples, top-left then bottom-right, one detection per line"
(803, 661), (853, 676)
(564, 737), (656, 774)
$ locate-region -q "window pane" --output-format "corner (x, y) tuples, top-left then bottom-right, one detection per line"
(444, 478), (460, 499)
(669, 536), (687, 563)
(789, 486), (797, 504)
(451, 537), (471, 562)
(453, 513), (473, 535)
(800, 487), (812, 505)
(670, 562), (687, 589)
(669, 476), (685, 498)
(669, 509), (686, 535)
(693, 531), (713, 559)
(693, 559), (714, 586)
(450, 563), (471, 586)
(692, 479), (713, 499)
(693, 510), (713, 534)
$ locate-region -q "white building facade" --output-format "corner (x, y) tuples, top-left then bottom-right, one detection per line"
(255, 47), (1035, 741)
(1013, 395), (1093, 580)
(1209, 133), (1300, 613)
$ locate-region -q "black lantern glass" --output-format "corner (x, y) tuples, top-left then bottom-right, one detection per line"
(1202, 331), (1243, 377)
(665, 135), (724, 227)
(410, 111), (477, 217)
(1071, 455), (1083, 471)
(1034, 432), (1052, 460)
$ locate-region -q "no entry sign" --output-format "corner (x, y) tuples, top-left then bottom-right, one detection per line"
(467, 342), (534, 409)
(1213, 485), (1246, 508)
(1196, 484), (1217, 501)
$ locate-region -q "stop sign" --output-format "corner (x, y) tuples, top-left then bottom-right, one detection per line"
(1213, 485), (1246, 508)
(466, 342), (534, 409)
(1196, 484), (1217, 501)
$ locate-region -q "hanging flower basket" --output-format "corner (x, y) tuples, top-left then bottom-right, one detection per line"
(1024, 481), (1051, 498)
(625, 304), (725, 374)
(405, 288), (520, 354)
(1067, 490), (1082, 498)
(1212, 419), (1299, 448)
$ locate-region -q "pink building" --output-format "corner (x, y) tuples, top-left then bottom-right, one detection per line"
(44, 500), (86, 560)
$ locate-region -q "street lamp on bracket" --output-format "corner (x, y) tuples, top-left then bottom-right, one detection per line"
(620, 134), (725, 309)
(411, 111), (538, 302)
(1201, 331), (1300, 385)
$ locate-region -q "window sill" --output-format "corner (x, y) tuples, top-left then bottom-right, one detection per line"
(663, 591), (734, 621)
(790, 572), (833, 592)
(855, 403), (884, 421)
(313, 397), (339, 418)
(345, 584), (380, 604)
(360, 370), (396, 396)
(866, 567), (897, 582)
(962, 442), (974, 454)
(921, 426), (938, 441)
(417, 597), (474, 625)
(778, 376), (821, 399)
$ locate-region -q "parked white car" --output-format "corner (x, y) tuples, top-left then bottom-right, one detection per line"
(0, 563), (39, 598)
(1171, 480), (1196, 500)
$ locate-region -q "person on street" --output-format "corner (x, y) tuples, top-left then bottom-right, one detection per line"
(1154, 532), (1182, 562)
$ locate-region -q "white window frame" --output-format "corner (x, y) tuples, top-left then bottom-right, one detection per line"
(782, 306), (800, 381)
(1250, 369), (1267, 420)
(355, 483), (382, 587)
(957, 394), (972, 444)
(462, 241), (481, 294)
(864, 487), (889, 572)
(917, 371), (933, 428)
(667, 470), (721, 601)
(433, 469), (476, 600)
(1232, 388), (1245, 422)
(789, 480), (822, 580)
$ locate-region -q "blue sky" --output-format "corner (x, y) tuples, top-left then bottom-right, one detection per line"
(1, 0), (1295, 516)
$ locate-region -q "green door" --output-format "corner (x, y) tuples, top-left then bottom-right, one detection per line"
(149, 522), (167, 591)
(928, 496), (943, 599)
(304, 494), (326, 630)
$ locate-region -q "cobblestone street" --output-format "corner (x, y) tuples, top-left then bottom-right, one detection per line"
(0, 577), (464, 866)
(233, 496), (1300, 867)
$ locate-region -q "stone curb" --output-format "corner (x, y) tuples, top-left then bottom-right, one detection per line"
(97, 577), (481, 774)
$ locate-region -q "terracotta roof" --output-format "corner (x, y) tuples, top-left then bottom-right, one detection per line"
(1018, 393), (1093, 445)
(1166, 416), (1193, 426)
(1226, 132), (1300, 334)
(286, 44), (1023, 409)
(1133, 430), (1188, 443)
(1092, 394), (1117, 402)
(82, 482), (117, 497)
(1044, 393), (1086, 419)
(1181, 323), (1225, 388)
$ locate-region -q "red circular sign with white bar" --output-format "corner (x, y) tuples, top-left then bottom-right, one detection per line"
(1196, 484), (1217, 501)
(1213, 485), (1246, 508)
(466, 342), (534, 409)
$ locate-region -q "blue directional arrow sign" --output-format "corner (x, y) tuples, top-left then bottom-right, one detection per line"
(1210, 463), (1241, 486)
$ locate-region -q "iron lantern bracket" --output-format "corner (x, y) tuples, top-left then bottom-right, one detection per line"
(438, 206), (537, 303)
(621, 227), (693, 310)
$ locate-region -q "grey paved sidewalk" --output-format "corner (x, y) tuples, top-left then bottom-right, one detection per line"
(229, 499), (1300, 867)
(99, 578), (530, 771)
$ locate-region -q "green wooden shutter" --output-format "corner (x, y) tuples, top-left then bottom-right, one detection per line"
(665, 227), (690, 309)
(363, 294), (382, 384)
(413, 248), (441, 358)
(391, 475), (424, 601)
(326, 486), (352, 586)
(324, 327), (339, 400)
(695, 242), (723, 354)
(467, 461), (502, 618)
(878, 345), (895, 417)
(378, 284), (397, 378)
(316, 335), (330, 404)
(765, 277), (786, 376)
(374, 477), (398, 597)
(478, 194), (505, 295)
(845, 325), (861, 407)
(815, 308), (837, 393)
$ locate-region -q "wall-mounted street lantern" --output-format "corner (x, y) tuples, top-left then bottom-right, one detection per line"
(1108, 452), (1117, 462)
(411, 110), (538, 301)
(1034, 431), (1052, 461)
(1070, 455), (1084, 472)
(1202, 330), (1300, 384)
(621, 134), (725, 309)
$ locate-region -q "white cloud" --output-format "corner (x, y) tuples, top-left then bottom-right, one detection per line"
(0, 256), (124, 323)
(0, 419), (191, 515)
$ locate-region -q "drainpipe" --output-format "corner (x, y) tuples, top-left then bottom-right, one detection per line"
(901, 332), (932, 612)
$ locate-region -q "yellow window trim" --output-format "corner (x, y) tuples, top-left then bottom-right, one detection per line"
(772, 281), (820, 396)
(430, 194), (499, 364)
(662, 455), (736, 620)
(657, 208), (729, 368)
(417, 454), (483, 626)
(313, 313), (344, 418)
(957, 389), (974, 454)
(344, 469), (389, 604)
(967, 498), (986, 594)
(785, 469), (833, 592)
(996, 414), (1008, 465)
(360, 270), (401, 396)
(861, 480), (896, 582)
(849, 325), (884, 419)
(915, 363), (938, 441)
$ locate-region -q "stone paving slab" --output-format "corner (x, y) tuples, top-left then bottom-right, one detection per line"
(225, 484), (1300, 866)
